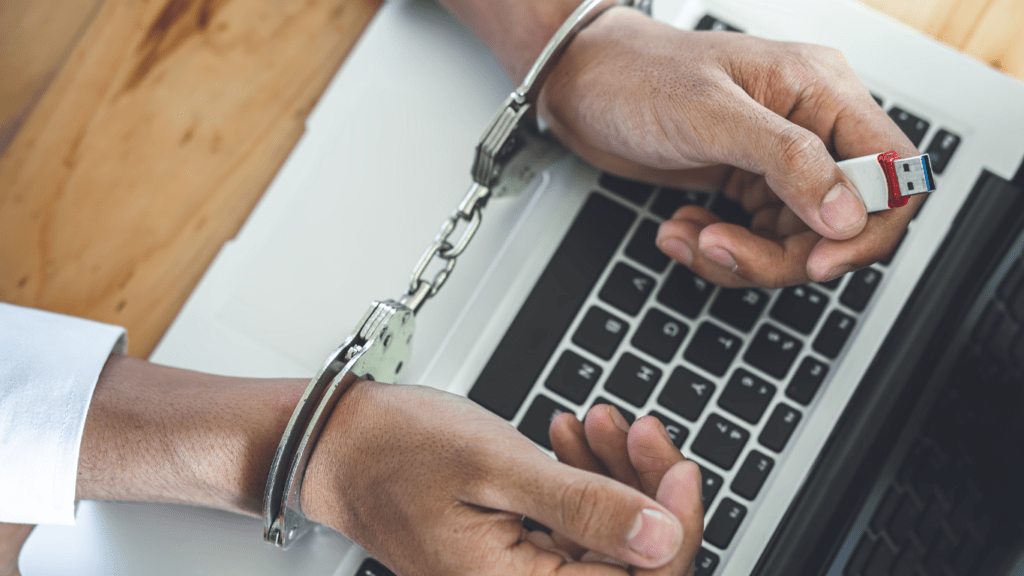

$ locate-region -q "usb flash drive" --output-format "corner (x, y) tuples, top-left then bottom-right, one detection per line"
(837, 151), (935, 212)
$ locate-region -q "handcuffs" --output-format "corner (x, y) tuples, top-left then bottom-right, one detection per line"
(262, 0), (653, 549)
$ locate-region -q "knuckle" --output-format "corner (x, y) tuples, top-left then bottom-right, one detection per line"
(776, 127), (821, 175)
(558, 477), (605, 537)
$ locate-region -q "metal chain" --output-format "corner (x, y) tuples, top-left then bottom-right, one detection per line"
(398, 0), (651, 316)
(403, 182), (490, 313)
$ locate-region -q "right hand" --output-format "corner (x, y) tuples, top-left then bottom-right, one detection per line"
(300, 381), (703, 575)
(539, 9), (921, 288)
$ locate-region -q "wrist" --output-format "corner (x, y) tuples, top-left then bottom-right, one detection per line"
(77, 355), (306, 518)
(537, 6), (648, 133)
(439, 0), (581, 84)
(297, 379), (382, 532)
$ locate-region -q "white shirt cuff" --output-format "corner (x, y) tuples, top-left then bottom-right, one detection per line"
(0, 303), (126, 525)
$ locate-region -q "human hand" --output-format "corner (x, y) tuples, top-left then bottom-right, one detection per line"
(539, 8), (920, 287)
(301, 381), (702, 575)
(549, 405), (704, 573)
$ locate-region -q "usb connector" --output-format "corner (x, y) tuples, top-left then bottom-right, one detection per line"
(837, 152), (936, 212)
(893, 154), (935, 195)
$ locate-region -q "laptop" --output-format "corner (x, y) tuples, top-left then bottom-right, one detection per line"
(20, 0), (1024, 575)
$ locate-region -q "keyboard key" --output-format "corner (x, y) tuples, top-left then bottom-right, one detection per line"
(599, 262), (655, 316)
(844, 535), (874, 576)
(657, 265), (715, 318)
(892, 546), (924, 576)
(692, 414), (749, 470)
(718, 368), (776, 424)
(770, 285), (827, 334)
(631, 308), (688, 362)
(694, 548), (720, 576)
(914, 497), (947, 546)
(708, 194), (752, 227)
(888, 107), (930, 147)
(599, 173), (654, 206)
(840, 267), (883, 312)
(650, 187), (709, 219)
(731, 450), (775, 500)
(590, 397), (635, 424)
(871, 93), (884, 107)
(709, 288), (769, 332)
(695, 14), (743, 32)
(870, 487), (901, 534)
(886, 494), (922, 547)
(786, 357), (828, 405)
(864, 539), (896, 575)
(658, 366), (716, 421)
(545, 350), (602, 405)
(625, 219), (671, 273)
(698, 466), (724, 510)
(705, 498), (747, 549)
(606, 353), (663, 407)
(759, 404), (801, 452)
(744, 324), (801, 379)
(814, 310), (856, 358)
(518, 395), (572, 450)
(357, 558), (397, 576)
(572, 306), (629, 360)
(684, 322), (742, 376)
(469, 194), (635, 419)
(924, 129), (961, 174)
(817, 276), (843, 291)
(649, 411), (689, 447)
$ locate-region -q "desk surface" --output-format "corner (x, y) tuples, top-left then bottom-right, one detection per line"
(1, 0), (1022, 359)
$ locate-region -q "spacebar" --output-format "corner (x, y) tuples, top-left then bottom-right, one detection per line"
(468, 193), (636, 420)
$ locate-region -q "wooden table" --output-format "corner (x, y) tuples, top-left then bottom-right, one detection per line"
(0, 0), (1022, 569)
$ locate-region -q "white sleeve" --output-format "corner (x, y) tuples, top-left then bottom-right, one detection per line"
(0, 303), (126, 525)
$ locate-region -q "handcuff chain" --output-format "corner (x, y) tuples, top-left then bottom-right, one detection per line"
(405, 182), (489, 311)
(402, 0), (650, 315)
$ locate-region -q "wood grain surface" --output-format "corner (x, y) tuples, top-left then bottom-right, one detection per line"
(0, 0), (1021, 362)
(0, 0), (381, 357)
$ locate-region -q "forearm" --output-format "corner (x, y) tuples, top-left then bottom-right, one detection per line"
(76, 355), (306, 517)
(437, 0), (580, 83)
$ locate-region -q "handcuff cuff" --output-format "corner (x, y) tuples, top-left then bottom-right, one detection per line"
(262, 0), (653, 549)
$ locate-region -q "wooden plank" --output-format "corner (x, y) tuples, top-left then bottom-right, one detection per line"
(0, 1), (104, 153)
(0, 0), (382, 357)
(962, 0), (1024, 79)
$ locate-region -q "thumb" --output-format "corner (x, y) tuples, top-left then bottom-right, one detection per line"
(706, 87), (867, 240)
(495, 453), (685, 569)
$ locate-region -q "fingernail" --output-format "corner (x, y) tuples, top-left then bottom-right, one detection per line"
(658, 237), (693, 266)
(824, 264), (852, 282)
(627, 508), (682, 562)
(656, 420), (674, 444)
(820, 183), (866, 232)
(608, 405), (630, 433)
(702, 245), (737, 271)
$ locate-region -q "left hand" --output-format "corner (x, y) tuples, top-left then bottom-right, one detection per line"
(548, 405), (705, 574)
(538, 8), (921, 287)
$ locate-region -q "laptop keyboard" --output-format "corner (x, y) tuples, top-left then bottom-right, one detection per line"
(464, 52), (963, 576)
(843, 230), (1024, 576)
(359, 13), (969, 576)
